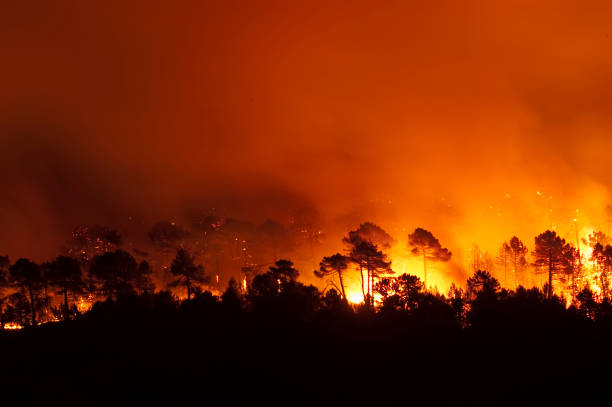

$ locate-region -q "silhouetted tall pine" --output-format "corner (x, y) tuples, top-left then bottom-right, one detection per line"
(9, 258), (45, 326)
(315, 253), (349, 301)
(533, 231), (572, 299)
(47, 256), (86, 321)
(169, 249), (209, 300)
(407, 228), (451, 289)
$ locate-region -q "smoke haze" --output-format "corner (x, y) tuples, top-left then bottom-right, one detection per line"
(2, 1), (612, 279)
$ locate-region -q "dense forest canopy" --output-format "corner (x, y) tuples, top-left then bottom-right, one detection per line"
(2, 219), (612, 329)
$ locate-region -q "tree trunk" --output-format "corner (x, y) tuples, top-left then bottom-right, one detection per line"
(571, 269), (576, 302)
(604, 261), (610, 300)
(422, 248), (427, 290)
(513, 254), (517, 289)
(359, 265), (366, 302)
(366, 258), (372, 309)
(338, 271), (347, 302)
(548, 252), (553, 300)
(64, 287), (70, 321)
(503, 254), (508, 288)
(29, 287), (36, 326)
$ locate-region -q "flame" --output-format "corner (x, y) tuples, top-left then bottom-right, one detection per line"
(346, 292), (364, 304)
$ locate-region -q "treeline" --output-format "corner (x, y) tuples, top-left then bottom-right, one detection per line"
(2, 220), (612, 329)
(474, 230), (612, 302)
(0, 248), (204, 327)
(0, 251), (610, 332)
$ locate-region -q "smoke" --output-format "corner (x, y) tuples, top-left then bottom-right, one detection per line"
(2, 0), (612, 280)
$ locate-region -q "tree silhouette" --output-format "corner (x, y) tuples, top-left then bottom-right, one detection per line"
(9, 258), (45, 325)
(447, 283), (467, 325)
(497, 242), (512, 287)
(407, 228), (451, 289)
(169, 249), (209, 300)
(268, 259), (299, 285)
(315, 253), (349, 301)
(89, 250), (138, 300)
(508, 237), (529, 288)
(466, 270), (502, 328)
(134, 261), (155, 295)
(4, 292), (31, 327)
(149, 220), (191, 272)
(0, 256), (9, 328)
(563, 245), (582, 301)
(221, 277), (244, 313)
(321, 288), (346, 312)
(343, 223), (394, 306)
(466, 270), (500, 300)
(248, 262), (320, 321)
(591, 243), (612, 300)
(47, 256), (86, 321)
(576, 287), (598, 320)
(350, 241), (392, 307)
(250, 272), (279, 298)
(343, 222), (395, 250)
(533, 231), (572, 299)
(374, 273), (423, 312)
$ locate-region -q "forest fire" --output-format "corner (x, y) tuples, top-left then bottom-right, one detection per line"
(1, 202), (611, 331)
(5, 0), (612, 397)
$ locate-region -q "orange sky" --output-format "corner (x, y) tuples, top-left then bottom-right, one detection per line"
(2, 1), (612, 269)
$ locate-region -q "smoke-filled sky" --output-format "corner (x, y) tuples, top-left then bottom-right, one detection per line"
(2, 1), (612, 263)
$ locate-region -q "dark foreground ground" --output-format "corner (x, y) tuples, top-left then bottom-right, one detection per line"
(2, 298), (612, 405)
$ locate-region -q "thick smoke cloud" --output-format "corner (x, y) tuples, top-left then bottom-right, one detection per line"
(2, 1), (612, 273)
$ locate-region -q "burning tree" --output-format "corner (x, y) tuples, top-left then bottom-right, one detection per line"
(497, 242), (512, 287)
(532, 231), (573, 299)
(343, 222), (394, 306)
(315, 253), (349, 301)
(591, 243), (612, 300)
(169, 249), (209, 300)
(349, 240), (392, 307)
(46, 256), (87, 321)
(508, 237), (529, 288)
(407, 228), (451, 289)
(583, 231), (611, 249)
(564, 245), (582, 301)
(9, 258), (45, 326)
(374, 273), (424, 312)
